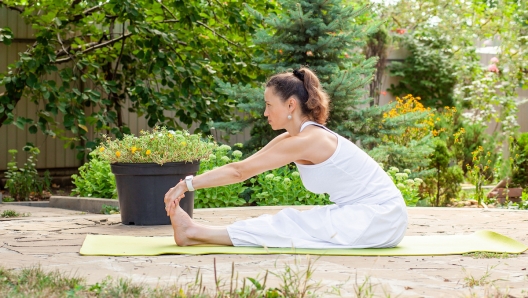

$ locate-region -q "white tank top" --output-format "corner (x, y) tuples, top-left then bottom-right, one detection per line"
(294, 121), (403, 205)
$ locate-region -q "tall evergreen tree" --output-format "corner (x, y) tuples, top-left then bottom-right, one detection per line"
(215, 0), (386, 151)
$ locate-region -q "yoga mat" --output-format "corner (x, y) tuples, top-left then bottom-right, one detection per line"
(80, 230), (527, 256)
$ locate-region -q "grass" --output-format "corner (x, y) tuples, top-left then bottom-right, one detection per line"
(100, 204), (120, 215)
(462, 264), (500, 288)
(463, 252), (519, 259)
(465, 287), (513, 298)
(0, 258), (324, 298)
(353, 275), (376, 298)
(1, 196), (15, 202)
(0, 209), (30, 218)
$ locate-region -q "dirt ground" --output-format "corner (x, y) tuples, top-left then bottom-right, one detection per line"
(0, 204), (527, 297)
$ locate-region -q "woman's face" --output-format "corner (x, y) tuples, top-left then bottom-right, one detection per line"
(264, 87), (290, 130)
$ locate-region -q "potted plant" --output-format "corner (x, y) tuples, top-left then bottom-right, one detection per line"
(94, 127), (215, 225)
(487, 133), (528, 205)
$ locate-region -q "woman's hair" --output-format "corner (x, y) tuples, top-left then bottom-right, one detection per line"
(265, 67), (330, 124)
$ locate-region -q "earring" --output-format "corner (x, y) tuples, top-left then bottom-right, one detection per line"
(287, 115), (292, 120)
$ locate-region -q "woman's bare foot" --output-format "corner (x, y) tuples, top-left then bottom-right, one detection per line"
(170, 205), (201, 246)
(170, 206), (234, 246)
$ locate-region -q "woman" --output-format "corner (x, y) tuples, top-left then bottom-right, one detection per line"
(164, 67), (408, 248)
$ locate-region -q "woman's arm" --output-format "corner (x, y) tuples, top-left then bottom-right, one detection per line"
(165, 134), (310, 215)
(249, 131), (290, 158)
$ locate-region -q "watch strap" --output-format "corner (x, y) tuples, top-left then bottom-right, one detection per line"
(185, 175), (195, 191)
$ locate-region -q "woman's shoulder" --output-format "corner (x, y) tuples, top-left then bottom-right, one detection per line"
(298, 123), (336, 139)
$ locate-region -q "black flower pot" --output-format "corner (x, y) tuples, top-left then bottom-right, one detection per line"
(111, 161), (200, 225)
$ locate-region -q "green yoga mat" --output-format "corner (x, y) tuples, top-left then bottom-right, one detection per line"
(80, 230), (527, 256)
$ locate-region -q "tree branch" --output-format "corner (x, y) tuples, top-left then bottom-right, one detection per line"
(0, 1), (24, 13)
(71, 0), (82, 9)
(53, 33), (132, 64)
(71, 3), (107, 22)
(55, 41), (98, 58)
(143, 27), (188, 46)
(56, 33), (77, 63)
(113, 26), (127, 80)
(195, 21), (239, 47)
(158, 2), (178, 20)
(193, 14), (251, 59)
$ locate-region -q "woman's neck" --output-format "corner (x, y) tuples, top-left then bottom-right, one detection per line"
(286, 117), (311, 136)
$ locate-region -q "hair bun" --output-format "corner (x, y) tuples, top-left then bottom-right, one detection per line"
(293, 69), (304, 82)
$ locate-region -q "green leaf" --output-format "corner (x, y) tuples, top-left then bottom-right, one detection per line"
(0, 27), (14, 45)
(64, 114), (75, 128)
(29, 124), (38, 134)
(26, 73), (38, 88)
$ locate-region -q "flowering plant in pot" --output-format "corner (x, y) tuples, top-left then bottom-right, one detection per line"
(94, 126), (215, 225)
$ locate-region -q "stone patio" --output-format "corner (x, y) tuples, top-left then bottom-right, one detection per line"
(0, 204), (527, 297)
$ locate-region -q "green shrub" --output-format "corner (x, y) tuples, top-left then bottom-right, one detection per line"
(457, 122), (498, 179)
(195, 144), (331, 207)
(195, 144), (248, 208)
(520, 190), (528, 210)
(423, 138), (464, 206)
(82, 141), (427, 208)
(71, 154), (117, 199)
(387, 31), (457, 109)
(385, 166), (423, 207)
(511, 132), (528, 188)
(4, 146), (51, 201)
(250, 165), (331, 206)
(2, 196), (15, 202)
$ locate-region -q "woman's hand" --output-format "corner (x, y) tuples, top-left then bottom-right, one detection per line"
(164, 180), (188, 216)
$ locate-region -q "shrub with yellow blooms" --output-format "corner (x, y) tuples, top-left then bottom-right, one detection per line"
(382, 94), (434, 144)
(466, 146), (494, 206)
(94, 126), (215, 165)
(369, 94), (437, 178)
(375, 94), (473, 206)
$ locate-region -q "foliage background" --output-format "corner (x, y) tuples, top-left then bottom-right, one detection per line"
(0, 0), (277, 161)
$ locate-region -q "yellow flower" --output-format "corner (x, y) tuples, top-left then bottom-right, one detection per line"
(181, 141), (187, 147)
(146, 149), (151, 155)
(99, 147), (105, 152)
(115, 151), (121, 157)
(131, 147), (137, 154)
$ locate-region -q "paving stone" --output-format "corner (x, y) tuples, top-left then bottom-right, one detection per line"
(0, 205), (526, 297)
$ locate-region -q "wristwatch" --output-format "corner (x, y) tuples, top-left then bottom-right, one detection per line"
(185, 175), (195, 191)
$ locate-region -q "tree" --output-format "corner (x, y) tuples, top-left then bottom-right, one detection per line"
(215, 0), (381, 151)
(364, 25), (390, 106)
(0, 0), (275, 159)
(387, 31), (457, 109)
